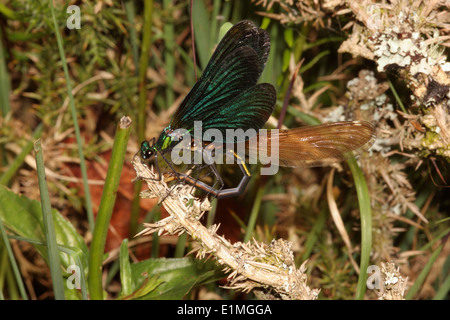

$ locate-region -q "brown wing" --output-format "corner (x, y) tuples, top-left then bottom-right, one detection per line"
(247, 121), (376, 168)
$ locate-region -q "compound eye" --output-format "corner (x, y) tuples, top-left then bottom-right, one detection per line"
(140, 141), (154, 160)
(143, 149), (155, 160)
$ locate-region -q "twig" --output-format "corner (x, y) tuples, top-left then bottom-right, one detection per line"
(132, 154), (319, 300)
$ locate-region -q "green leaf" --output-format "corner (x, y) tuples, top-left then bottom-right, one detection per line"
(0, 2), (16, 19)
(302, 36), (343, 50)
(130, 257), (225, 300)
(284, 28), (294, 48)
(406, 243), (444, 300)
(218, 22), (233, 41)
(121, 274), (164, 300)
(287, 106), (321, 126)
(347, 157), (372, 300)
(282, 49), (291, 72)
(119, 239), (133, 297)
(299, 50), (330, 74)
(192, 0), (212, 71)
(0, 185), (88, 270)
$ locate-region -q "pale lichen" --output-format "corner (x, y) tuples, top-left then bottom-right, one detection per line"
(378, 261), (408, 300)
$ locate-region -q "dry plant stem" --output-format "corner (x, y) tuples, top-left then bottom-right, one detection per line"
(132, 154), (319, 300)
(326, 169), (359, 273)
(378, 261), (408, 300)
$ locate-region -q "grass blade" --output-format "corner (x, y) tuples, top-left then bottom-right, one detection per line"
(119, 239), (132, 297)
(301, 207), (327, 262)
(388, 79), (407, 114)
(347, 157), (372, 300)
(137, 0), (154, 141)
(243, 187), (264, 243)
(406, 242), (445, 300)
(124, 0), (139, 76)
(34, 140), (65, 300)
(0, 123), (43, 186)
(0, 25), (11, 115)
(433, 269), (450, 300)
(48, 0), (94, 231)
(88, 117), (132, 300)
(0, 220), (28, 300)
(163, 0), (175, 107)
(192, 0), (211, 71)
(9, 234), (88, 300)
(131, 0), (154, 238)
(174, 233), (187, 258)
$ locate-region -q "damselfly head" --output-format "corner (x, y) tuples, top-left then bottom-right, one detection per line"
(140, 139), (156, 160)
